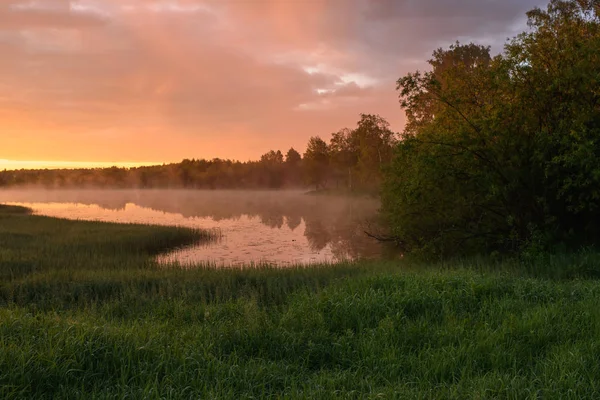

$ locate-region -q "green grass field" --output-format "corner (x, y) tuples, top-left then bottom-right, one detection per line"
(2, 204), (600, 399)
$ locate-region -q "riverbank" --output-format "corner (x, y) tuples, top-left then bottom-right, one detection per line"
(2, 205), (600, 398)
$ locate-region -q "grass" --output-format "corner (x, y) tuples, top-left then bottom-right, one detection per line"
(2, 205), (600, 398)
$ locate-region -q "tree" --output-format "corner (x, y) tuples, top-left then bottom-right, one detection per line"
(284, 147), (303, 186)
(303, 136), (329, 190)
(505, 0), (600, 237)
(353, 114), (397, 191)
(177, 159), (196, 187)
(329, 128), (358, 190)
(383, 0), (600, 257)
(259, 150), (284, 188)
(329, 129), (355, 189)
(285, 148), (301, 165)
(260, 150), (284, 165)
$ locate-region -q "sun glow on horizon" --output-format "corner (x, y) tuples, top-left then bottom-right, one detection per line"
(0, 0), (532, 164)
(0, 159), (163, 171)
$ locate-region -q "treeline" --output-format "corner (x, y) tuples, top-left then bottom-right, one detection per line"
(0, 114), (396, 192)
(381, 0), (600, 257)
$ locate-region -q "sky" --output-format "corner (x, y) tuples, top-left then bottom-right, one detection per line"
(0, 0), (545, 169)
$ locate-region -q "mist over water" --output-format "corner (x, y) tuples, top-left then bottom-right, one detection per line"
(0, 189), (394, 267)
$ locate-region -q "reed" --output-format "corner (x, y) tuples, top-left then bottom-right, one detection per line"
(2, 204), (600, 398)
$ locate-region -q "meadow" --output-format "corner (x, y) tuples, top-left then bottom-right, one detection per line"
(2, 204), (600, 398)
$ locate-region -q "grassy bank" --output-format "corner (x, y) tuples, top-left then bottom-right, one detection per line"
(2, 205), (600, 398)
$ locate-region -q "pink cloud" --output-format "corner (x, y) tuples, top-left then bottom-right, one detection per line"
(0, 0), (544, 163)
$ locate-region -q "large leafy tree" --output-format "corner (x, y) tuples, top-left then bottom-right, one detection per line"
(327, 115), (396, 192)
(506, 0), (600, 237)
(354, 114), (397, 191)
(382, 0), (600, 257)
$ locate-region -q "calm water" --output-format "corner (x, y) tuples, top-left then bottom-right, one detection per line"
(0, 189), (393, 267)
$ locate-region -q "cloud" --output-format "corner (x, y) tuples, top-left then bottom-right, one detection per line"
(0, 0), (547, 163)
(0, 1), (109, 29)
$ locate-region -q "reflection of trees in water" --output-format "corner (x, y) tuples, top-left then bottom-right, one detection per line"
(286, 215), (301, 231)
(260, 211), (284, 229)
(0, 189), (386, 260)
(304, 219), (332, 252)
(304, 202), (384, 261)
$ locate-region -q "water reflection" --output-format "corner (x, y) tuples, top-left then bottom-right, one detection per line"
(0, 189), (394, 266)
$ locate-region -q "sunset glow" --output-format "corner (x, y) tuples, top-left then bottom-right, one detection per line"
(0, 0), (543, 165)
(0, 159), (161, 171)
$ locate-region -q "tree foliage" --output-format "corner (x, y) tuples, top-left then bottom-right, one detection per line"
(354, 114), (397, 190)
(382, 0), (600, 257)
(303, 136), (330, 190)
(329, 128), (358, 189)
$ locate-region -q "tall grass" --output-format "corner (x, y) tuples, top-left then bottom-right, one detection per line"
(2, 204), (600, 398)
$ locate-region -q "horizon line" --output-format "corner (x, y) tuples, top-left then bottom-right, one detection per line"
(0, 159), (167, 171)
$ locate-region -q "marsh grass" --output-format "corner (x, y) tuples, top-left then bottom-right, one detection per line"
(2, 205), (600, 398)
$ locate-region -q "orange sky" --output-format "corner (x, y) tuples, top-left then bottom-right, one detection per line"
(0, 0), (544, 169)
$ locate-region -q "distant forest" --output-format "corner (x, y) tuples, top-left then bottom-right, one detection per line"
(0, 113), (396, 192)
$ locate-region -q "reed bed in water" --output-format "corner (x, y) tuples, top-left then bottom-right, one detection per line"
(2, 204), (600, 398)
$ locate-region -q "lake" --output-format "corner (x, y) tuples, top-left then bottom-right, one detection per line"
(0, 189), (394, 267)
